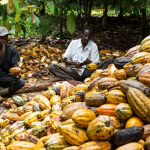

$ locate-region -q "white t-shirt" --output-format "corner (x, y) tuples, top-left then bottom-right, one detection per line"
(63, 39), (100, 76)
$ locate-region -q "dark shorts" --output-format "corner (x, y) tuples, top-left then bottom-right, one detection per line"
(0, 71), (18, 87)
(0, 71), (25, 93)
(49, 64), (93, 81)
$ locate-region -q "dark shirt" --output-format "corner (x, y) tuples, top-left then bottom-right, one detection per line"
(0, 44), (20, 75)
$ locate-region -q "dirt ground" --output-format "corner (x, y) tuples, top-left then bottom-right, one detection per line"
(68, 15), (150, 51)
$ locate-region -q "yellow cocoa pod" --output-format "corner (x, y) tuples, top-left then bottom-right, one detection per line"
(86, 63), (98, 71)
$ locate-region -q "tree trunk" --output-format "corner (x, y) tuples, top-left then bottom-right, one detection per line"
(39, 2), (45, 15)
(83, 0), (88, 24)
(60, 9), (63, 39)
(140, 8), (147, 40)
(88, 0), (93, 25)
(101, 0), (108, 28)
(118, 7), (123, 21)
(77, 0), (82, 18)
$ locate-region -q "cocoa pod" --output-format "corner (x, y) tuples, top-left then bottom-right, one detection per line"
(120, 80), (150, 96)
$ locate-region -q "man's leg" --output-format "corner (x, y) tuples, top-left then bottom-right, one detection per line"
(49, 64), (81, 81)
(0, 73), (25, 96)
(80, 68), (93, 81)
(9, 79), (25, 93)
(97, 57), (115, 70)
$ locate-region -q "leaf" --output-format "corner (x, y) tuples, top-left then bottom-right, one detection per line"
(63, 8), (68, 17)
(29, 13), (40, 26)
(7, 0), (14, 14)
(54, 7), (58, 16)
(35, 15), (40, 26)
(21, 24), (26, 37)
(57, 8), (60, 16)
(15, 24), (21, 33)
(36, 8), (40, 14)
(70, 3), (80, 10)
(27, 5), (36, 8)
(54, 7), (60, 17)
(14, 0), (21, 14)
(20, 0), (25, 4)
(15, 32), (18, 37)
(2, 12), (7, 21)
(26, 14), (31, 22)
(54, 3), (63, 9)
(27, 5), (36, 13)
(133, 7), (140, 15)
(31, 12), (36, 23)
(3, 21), (10, 30)
(39, 4), (43, 10)
(21, 6), (28, 11)
(66, 11), (75, 34)
(15, 13), (20, 22)
(8, 0), (13, 7)
(140, 0), (147, 8)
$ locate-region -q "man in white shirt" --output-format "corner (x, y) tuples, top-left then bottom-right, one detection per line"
(49, 26), (114, 81)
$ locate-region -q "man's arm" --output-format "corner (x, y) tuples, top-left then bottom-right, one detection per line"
(10, 48), (21, 77)
(79, 58), (92, 66)
(64, 58), (81, 68)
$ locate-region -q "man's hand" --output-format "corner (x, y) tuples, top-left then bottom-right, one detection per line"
(9, 72), (21, 78)
(64, 58), (81, 68)
(80, 58), (92, 66)
(73, 61), (81, 68)
(9, 67), (21, 78)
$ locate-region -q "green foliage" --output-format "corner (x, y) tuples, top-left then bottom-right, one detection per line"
(1, 0), (150, 39)
(67, 11), (75, 34)
(46, 2), (55, 14)
(0, 0), (41, 37)
(14, 1), (21, 14)
(24, 15), (59, 38)
(114, 0), (148, 15)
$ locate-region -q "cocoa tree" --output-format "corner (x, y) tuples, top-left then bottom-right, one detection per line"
(54, 0), (79, 38)
(0, 0), (41, 37)
(111, 0), (149, 40)
(1, 0), (150, 39)
(27, 0), (47, 15)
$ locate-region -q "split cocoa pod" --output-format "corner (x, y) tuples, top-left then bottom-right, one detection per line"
(9, 67), (21, 74)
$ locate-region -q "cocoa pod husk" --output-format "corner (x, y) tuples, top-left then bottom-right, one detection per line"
(120, 80), (150, 96)
(126, 63), (143, 77)
(124, 45), (140, 57)
(98, 77), (117, 90)
(136, 65), (150, 79)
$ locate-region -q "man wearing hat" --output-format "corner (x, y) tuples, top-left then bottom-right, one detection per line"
(0, 26), (25, 97)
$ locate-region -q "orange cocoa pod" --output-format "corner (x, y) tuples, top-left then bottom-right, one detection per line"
(96, 104), (117, 116)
